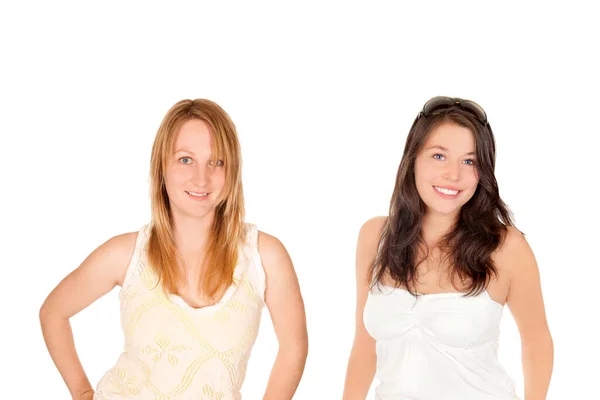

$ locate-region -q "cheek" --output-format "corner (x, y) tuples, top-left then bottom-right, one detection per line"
(465, 169), (479, 189)
(414, 160), (436, 184)
(213, 170), (226, 190)
(164, 167), (187, 190)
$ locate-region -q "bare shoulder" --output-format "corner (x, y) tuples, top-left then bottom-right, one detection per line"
(257, 230), (302, 306)
(40, 230), (140, 319)
(361, 216), (388, 232)
(358, 216), (388, 249)
(355, 216), (388, 280)
(496, 226), (532, 259)
(257, 230), (289, 261)
(494, 225), (537, 280)
(495, 228), (550, 341)
(101, 231), (139, 264)
(105, 231), (139, 256)
(255, 230), (307, 358)
(359, 216), (387, 237)
(93, 231), (139, 286)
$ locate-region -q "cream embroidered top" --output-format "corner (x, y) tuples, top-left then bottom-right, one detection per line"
(95, 223), (266, 400)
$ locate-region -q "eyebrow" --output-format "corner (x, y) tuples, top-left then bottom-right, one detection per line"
(425, 145), (475, 156)
(173, 149), (196, 156)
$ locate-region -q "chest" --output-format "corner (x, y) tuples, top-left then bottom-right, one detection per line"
(175, 285), (222, 309)
(120, 271), (264, 352)
(363, 286), (503, 349)
(383, 253), (509, 304)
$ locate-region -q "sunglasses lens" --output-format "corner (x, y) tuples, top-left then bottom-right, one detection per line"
(422, 97), (454, 116)
(462, 101), (487, 123)
(422, 97), (487, 124)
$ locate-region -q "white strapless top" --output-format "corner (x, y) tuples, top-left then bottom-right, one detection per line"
(363, 284), (520, 400)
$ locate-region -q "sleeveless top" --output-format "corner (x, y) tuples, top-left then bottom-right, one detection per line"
(363, 283), (520, 400)
(95, 223), (266, 400)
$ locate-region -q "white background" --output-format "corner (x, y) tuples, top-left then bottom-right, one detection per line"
(1, 1), (598, 399)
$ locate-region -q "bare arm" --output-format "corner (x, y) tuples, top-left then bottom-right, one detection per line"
(259, 231), (308, 400)
(342, 217), (386, 400)
(39, 232), (137, 400)
(501, 227), (554, 400)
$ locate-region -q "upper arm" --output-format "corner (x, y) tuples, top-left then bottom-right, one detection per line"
(501, 227), (551, 342)
(258, 231), (308, 350)
(354, 216), (387, 338)
(40, 232), (138, 319)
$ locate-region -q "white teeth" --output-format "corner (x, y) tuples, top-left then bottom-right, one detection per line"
(434, 186), (459, 195)
(186, 191), (208, 197)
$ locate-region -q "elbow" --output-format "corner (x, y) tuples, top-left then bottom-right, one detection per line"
(279, 337), (308, 367)
(294, 337), (309, 364)
(299, 338), (309, 363)
(39, 301), (52, 333)
(39, 299), (50, 322)
(39, 298), (64, 325)
(39, 300), (55, 332)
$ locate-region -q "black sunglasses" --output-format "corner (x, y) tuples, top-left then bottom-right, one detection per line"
(420, 96), (488, 125)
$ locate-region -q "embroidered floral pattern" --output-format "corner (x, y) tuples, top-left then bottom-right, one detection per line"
(107, 368), (141, 396)
(202, 384), (225, 400)
(141, 332), (191, 366)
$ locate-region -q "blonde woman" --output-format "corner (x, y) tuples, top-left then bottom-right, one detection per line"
(40, 99), (308, 400)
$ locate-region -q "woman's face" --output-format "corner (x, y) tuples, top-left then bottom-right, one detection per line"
(414, 122), (480, 218)
(163, 119), (226, 220)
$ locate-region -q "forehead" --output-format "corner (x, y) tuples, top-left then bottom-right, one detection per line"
(172, 119), (213, 152)
(423, 122), (475, 153)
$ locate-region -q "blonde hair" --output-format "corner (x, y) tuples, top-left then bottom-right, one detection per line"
(148, 99), (245, 301)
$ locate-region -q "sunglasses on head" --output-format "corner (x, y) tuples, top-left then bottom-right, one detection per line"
(420, 96), (488, 125)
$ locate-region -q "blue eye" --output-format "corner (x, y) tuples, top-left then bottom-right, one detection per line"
(463, 159), (475, 165)
(179, 157), (192, 165)
(433, 154), (445, 160)
(209, 159), (225, 167)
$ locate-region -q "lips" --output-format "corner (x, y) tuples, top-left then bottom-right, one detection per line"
(433, 186), (460, 196)
(185, 191), (209, 197)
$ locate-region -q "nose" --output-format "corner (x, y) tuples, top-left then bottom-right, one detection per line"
(442, 162), (460, 182)
(191, 164), (210, 186)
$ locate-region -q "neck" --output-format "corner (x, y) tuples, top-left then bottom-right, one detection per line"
(421, 209), (459, 246)
(170, 211), (215, 275)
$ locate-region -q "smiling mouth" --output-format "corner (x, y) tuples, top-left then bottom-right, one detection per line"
(433, 186), (460, 196)
(185, 191), (209, 197)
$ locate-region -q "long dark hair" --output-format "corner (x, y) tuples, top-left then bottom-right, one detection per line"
(372, 107), (514, 296)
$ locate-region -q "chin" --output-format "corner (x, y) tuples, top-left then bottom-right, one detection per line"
(188, 205), (218, 219)
(425, 200), (464, 216)
(171, 202), (218, 220)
